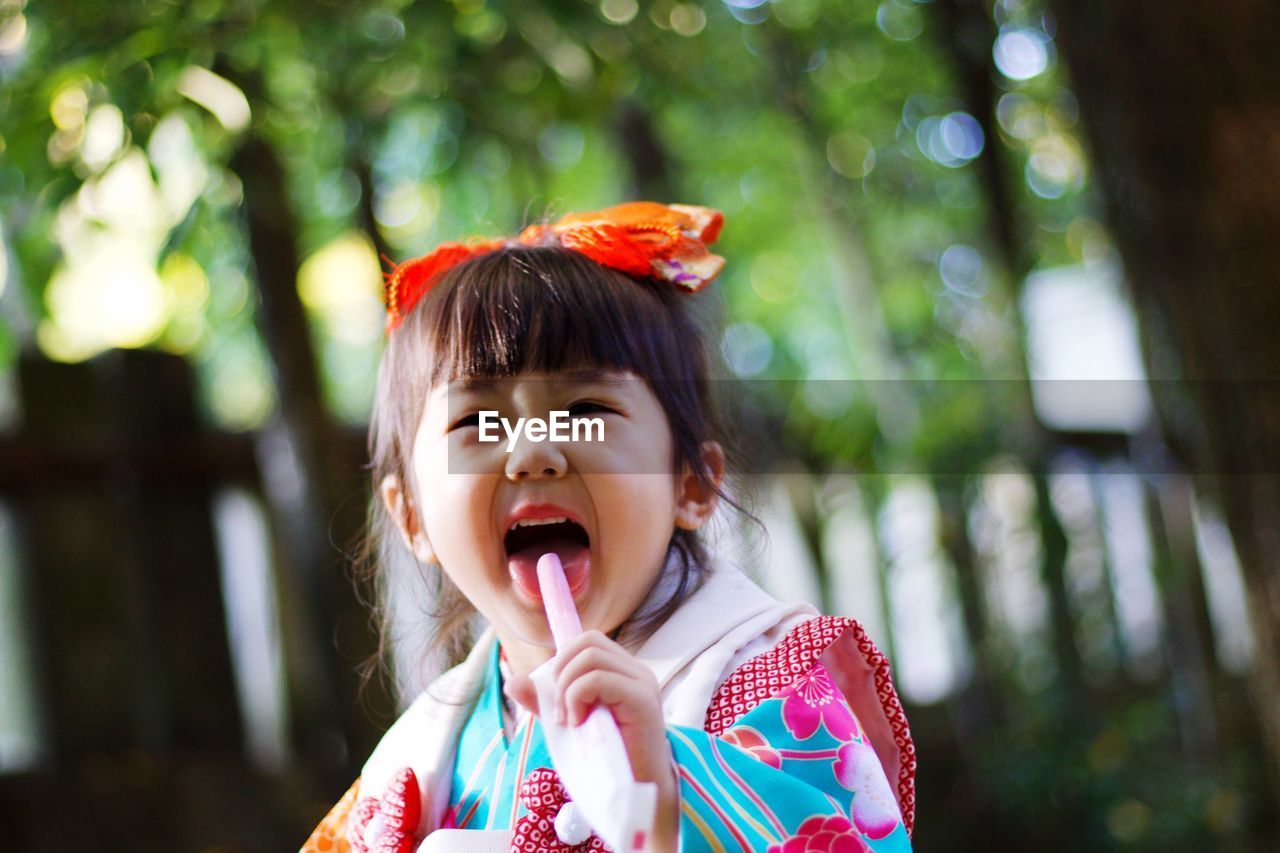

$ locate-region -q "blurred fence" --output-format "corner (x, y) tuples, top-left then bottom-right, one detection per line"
(0, 348), (385, 850)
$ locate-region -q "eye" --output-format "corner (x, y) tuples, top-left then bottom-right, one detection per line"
(568, 401), (613, 417)
(449, 412), (482, 431)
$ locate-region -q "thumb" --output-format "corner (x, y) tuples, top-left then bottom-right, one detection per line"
(504, 673), (540, 716)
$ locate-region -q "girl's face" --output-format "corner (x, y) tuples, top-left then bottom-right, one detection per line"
(382, 369), (721, 668)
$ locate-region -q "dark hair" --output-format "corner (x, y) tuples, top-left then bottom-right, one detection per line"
(357, 245), (752, 694)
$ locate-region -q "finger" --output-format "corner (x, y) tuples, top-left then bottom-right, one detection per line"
(553, 645), (651, 722)
(553, 634), (648, 685)
(503, 673), (539, 717)
(554, 646), (618, 724)
(555, 645), (632, 691)
(550, 629), (619, 677)
(562, 670), (646, 726)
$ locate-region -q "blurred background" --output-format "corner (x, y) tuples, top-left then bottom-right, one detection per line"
(1, 0), (1279, 849)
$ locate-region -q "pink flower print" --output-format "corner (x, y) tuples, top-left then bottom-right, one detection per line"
(768, 815), (872, 853)
(720, 725), (783, 769)
(834, 738), (902, 840)
(780, 663), (858, 741)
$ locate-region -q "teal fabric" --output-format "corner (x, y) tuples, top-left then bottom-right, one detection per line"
(445, 642), (552, 829)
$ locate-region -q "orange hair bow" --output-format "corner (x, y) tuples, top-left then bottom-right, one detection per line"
(382, 201), (725, 334)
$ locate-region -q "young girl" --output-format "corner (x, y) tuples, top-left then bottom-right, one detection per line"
(301, 203), (916, 853)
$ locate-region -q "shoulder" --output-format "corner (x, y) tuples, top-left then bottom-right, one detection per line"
(299, 656), (487, 852)
(358, 632), (496, 834)
(704, 616), (890, 733)
(705, 615), (917, 835)
(362, 650), (486, 786)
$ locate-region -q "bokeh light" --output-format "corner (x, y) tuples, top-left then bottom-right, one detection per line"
(826, 131), (877, 179)
(876, 1), (924, 43)
(721, 322), (773, 378)
(0, 9), (28, 60)
(41, 243), (167, 359)
(537, 122), (586, 171)
(917, 111), (984, 168)
(296, 233), (384, 346)
(994, 28), (1052, 81)
(1025, 132), (1085, 198)
(600, 0), (639, 26)
(176, 66), (251, 132)
(938, 244), (987, 297)
(669, 4), (707, 37)
(750, 251), (802, 304)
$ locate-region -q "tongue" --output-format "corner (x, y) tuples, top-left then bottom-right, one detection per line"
(508, 536), (590, 602)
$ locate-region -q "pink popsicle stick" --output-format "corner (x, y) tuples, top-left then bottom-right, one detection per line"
(537, 552), (584, 649)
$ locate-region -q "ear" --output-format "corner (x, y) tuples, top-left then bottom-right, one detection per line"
(380, 473), (436, 564)
(674, 441), (726, 531)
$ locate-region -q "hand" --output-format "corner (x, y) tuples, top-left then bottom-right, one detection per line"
(505, 630), (672, 787)
(505, 630), (679, 851)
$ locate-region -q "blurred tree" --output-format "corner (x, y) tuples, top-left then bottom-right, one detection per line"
(1049, 0), (1280, 809)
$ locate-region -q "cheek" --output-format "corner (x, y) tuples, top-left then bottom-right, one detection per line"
(415, 450), (495, 552)
(581, 415), (672, 474)
(435, 475), (492, 529)
(594, 474), (678, 550)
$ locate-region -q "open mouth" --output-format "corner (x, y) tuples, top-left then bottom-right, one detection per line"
(503, 518), (592, 602)
(504, 517), (590, 559)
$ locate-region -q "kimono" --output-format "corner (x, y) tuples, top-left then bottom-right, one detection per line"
(302, 565), (917, 852)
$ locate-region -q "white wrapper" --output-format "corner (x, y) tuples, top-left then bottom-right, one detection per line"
(528, 659), (658, 852)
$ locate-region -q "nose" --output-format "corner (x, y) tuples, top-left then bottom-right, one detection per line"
(504, 432), (568, 480)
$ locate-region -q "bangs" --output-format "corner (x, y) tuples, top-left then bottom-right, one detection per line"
(409, 246), (688, 387)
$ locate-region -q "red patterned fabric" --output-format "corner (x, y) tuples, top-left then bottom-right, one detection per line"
(347, 767), (421, 853)
(510, 767), (610, 852)
(705, 616), (917, 836)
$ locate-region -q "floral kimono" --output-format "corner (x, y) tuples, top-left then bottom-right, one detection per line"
(302, 565), (916, 852)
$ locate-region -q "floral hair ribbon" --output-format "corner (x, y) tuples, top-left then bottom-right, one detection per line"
(382, 201), (725, 334)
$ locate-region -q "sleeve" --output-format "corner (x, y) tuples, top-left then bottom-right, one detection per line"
(300, 768), (422, 853)
(300, 778), (359, 853)
(666, 616), (916, 853)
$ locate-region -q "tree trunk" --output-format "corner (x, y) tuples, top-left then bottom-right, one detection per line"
(933, 0), (1029, 277)
(933, 476), (1002, 724)
(613, 99), (678, 202)
(1031, 468), (1082, 688)
(1144, 471), (1221, 765)
(1048, 0), (1280, 804)
(229, 135), (387, 781)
